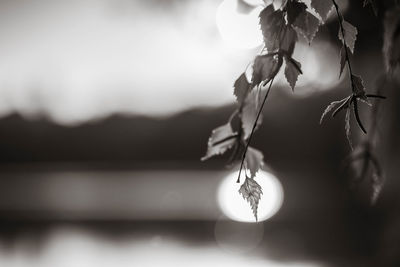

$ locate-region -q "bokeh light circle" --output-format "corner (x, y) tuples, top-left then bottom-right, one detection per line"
(218, 170), (284, 222)
(216, 0), (263, 50)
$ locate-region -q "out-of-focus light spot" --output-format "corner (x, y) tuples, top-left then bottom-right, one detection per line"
(242, 0), (265, 6)
(218, 170), (283, 223)
(216, 0), (263, 50)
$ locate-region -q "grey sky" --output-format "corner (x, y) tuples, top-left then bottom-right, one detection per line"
(0, 0), (338, 124)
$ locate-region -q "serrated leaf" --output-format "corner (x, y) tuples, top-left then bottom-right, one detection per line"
(383, 7), (400, 73)
(320, 98), (347, 124)
(259, 5), (285, 52)
(339, 45), (346, 78)
(311, 0), (333, 22)
(338, 20), (357, 54)
(245, 146), (264, 178)
(239, 177), (263, 221)
(234, 73), (251, 105)
(252, 54), (279, 86)
(201, 123), (237, 161)
(345, 107), (352, 149)
(293, 10), (320, 44)
(286, 0), (307, 24)
(241, 90), (262, 140)
(352, 74), (368, 102)
(284, 57), (302, 90)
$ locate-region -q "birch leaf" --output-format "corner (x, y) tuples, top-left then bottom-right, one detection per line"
(311, 0), (333, 22)
(201, 123), (237, 161)
(252, 55), (279, 86)
(338, 20), (357, 54)
(245, 146), (264, 178)
(284, 57), (302, 90)
(293, 10), (320, 44)
(320, 98), (347, 124)
(259, 5), (285, 52)
(234, 73), (251, 105)
(239, 177), (263, 221)
(352, 74), (368, 102)
(242, 90), (262, 140)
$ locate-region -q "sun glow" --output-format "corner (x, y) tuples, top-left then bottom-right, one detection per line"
(216, 0), (263, 50)
(218, 170), (284, 223)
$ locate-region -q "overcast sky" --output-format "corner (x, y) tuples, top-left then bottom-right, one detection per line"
(0, 0), (339, 125)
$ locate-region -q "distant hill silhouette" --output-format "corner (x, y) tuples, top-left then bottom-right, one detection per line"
(0, 88), (348, 168)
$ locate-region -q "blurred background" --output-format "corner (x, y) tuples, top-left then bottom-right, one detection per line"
(0, 0), (399, 266)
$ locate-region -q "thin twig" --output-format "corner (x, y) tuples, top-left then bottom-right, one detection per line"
(237, 78), (274, 183)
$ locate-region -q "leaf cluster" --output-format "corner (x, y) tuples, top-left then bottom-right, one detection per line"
(202, 0), (396, 220)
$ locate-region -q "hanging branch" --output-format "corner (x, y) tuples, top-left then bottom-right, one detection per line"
(320, 0), (385, 149)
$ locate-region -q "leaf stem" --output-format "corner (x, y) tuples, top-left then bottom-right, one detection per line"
(237, 78), (275, 183)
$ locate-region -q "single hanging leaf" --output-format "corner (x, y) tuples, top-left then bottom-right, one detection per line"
(345, 107), (352, 149)
(352, 74), (369, 102)
(286, 0), (307, 25)
(311, 0), (333, 22)
(383, 7), (400, 73)
(245, 146), (264, 178)
(239, 177), (263, 221)
(339, 45), (346, 78)
(259, 5), (285, 52)
(320, 98), (348, 124)
(234, 73), (251, 105)
(241, 90), (262, 140)
(280, 26), (298, 56)
(201, 123), (237, 161)
(252, 54), (280, 86)
(293, 10), (320, 44)
(284, 57), (302, 90)
(338, 20), (357, 54)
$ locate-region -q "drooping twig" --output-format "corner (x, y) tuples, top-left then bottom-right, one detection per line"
(237, 78), (274, 183)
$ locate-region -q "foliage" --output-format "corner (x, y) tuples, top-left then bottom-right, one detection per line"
(203, 0), (400, 220)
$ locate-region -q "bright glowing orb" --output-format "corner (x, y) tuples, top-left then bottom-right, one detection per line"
(218, 170), (284, 222)
(216, 0), (263, 50)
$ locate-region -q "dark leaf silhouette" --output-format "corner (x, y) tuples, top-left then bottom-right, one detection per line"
(259, 5), (285, 52)
(286, 0), (307, 24)
(352, 74), (368, 102)
(284, 57), (302, 90)
(311, 0), (333, 22)
(252, 54), (280, 86)
(201, 123), (237, 161)
(280, 26), (298, 56)
(320, 97), (348, 124)
(242, 90), (262, 140)
(245, 146), (264, 178)
(338, 20), (357, 54)
(239, 177), (263, 221)
(293, 10), (320, 44)
(234, 73), (251, 105)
